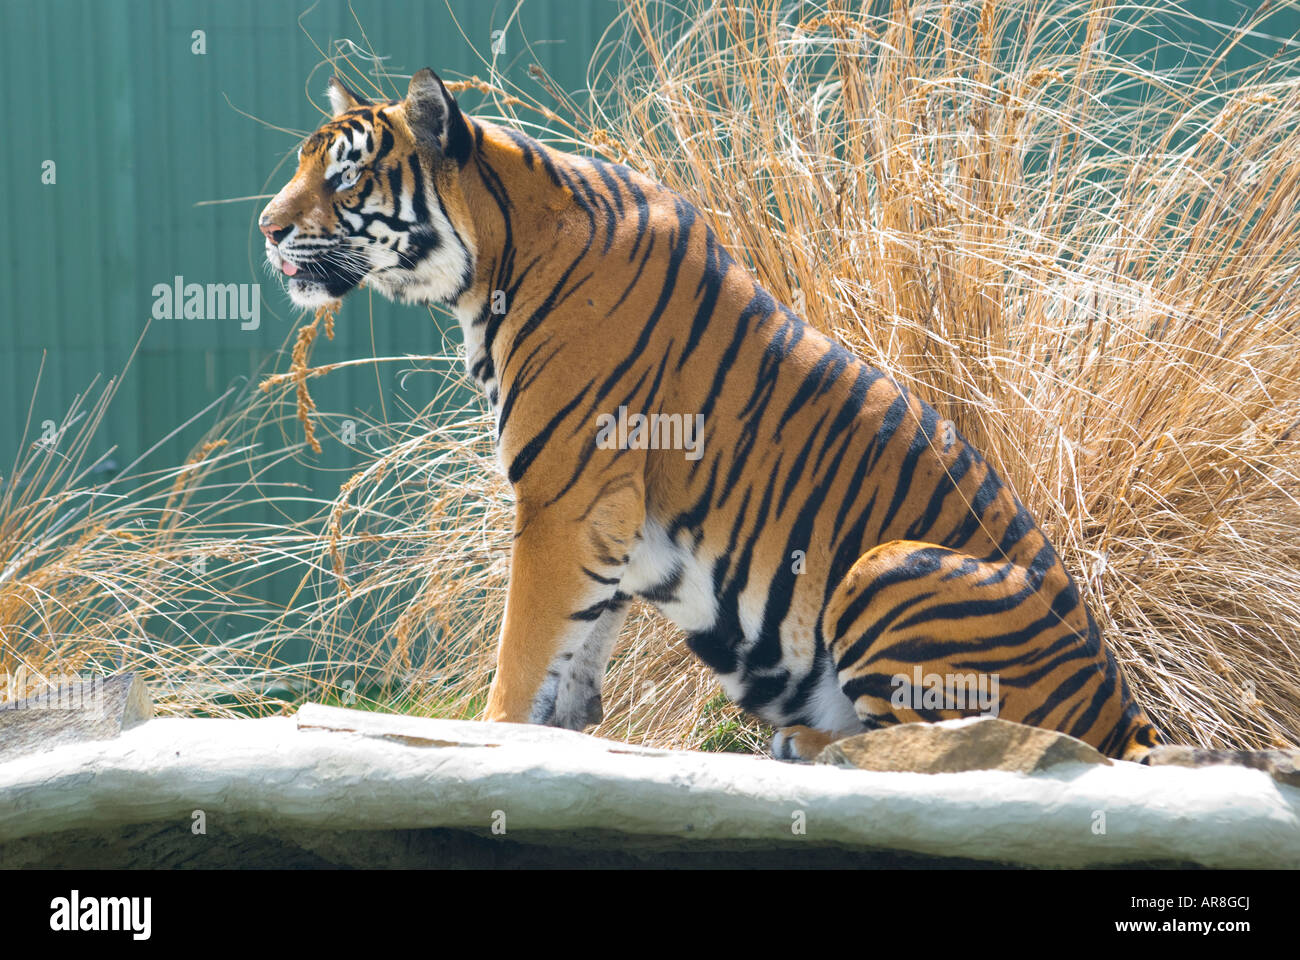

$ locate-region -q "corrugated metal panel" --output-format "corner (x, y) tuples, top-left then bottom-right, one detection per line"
(1, 0), (624, 472)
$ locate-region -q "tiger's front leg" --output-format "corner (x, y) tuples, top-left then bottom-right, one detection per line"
(530, 595), (632, 729)
(484, 476), (644, 726)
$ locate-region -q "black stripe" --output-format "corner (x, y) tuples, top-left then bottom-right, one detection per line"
(581, 566), (622, 586)
(507, 379), (595, 484)
(570, 598), (614, 622)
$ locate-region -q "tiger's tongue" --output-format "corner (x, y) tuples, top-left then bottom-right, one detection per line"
(281, 261), (298, 276)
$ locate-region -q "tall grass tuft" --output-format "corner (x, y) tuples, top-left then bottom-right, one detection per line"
(581, 0), (1300, 750)
(0, 348), (324, 716)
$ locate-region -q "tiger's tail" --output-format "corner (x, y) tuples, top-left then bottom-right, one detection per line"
(1123, 715), (1297, 777)
(1138, 743), (1299, 780)
(1106, 707), (1295, 776)
(1117, 718), (1162, 764)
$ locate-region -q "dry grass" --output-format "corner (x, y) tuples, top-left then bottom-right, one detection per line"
(583, 0), (1300, 750)
(0, 341), (335, 716)
(258, 302), (341, 455)
(7, 0), (1298, 755)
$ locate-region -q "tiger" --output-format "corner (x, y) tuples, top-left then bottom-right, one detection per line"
(259, 68), (1164, 763)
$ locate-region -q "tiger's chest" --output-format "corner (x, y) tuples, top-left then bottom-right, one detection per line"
(451, 293), (499, 405)
(620, 517), (718, 633)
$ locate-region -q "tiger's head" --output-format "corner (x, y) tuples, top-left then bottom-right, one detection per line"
(260, 68), (476, 310)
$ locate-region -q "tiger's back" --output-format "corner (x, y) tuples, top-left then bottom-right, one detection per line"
(259, 69), (1161, 761)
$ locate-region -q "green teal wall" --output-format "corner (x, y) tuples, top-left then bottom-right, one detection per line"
(1, 0), (622, 476)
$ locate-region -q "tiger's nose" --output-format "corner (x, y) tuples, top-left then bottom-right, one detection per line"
(260, 217), (291, 244)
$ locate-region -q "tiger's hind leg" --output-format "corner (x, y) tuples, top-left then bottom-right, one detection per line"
(769, 651), (875, 761)
(819, 539), (1159, 761)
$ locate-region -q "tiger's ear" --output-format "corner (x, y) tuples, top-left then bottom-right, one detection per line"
(326, 76), (370, 116)
(404, 68), (472, 164)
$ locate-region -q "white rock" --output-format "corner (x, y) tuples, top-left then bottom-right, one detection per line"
(0, 703), (1296, 868)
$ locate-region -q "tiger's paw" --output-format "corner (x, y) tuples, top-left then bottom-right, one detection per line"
(550, 671), (604, 731)
(770, 725), (834, 762)
(529, 652), (605, 731)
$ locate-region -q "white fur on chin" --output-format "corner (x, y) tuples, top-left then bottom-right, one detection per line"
(286, 279), (341, 309)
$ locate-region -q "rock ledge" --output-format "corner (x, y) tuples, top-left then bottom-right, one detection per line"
(0, 702), (1296, 868)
